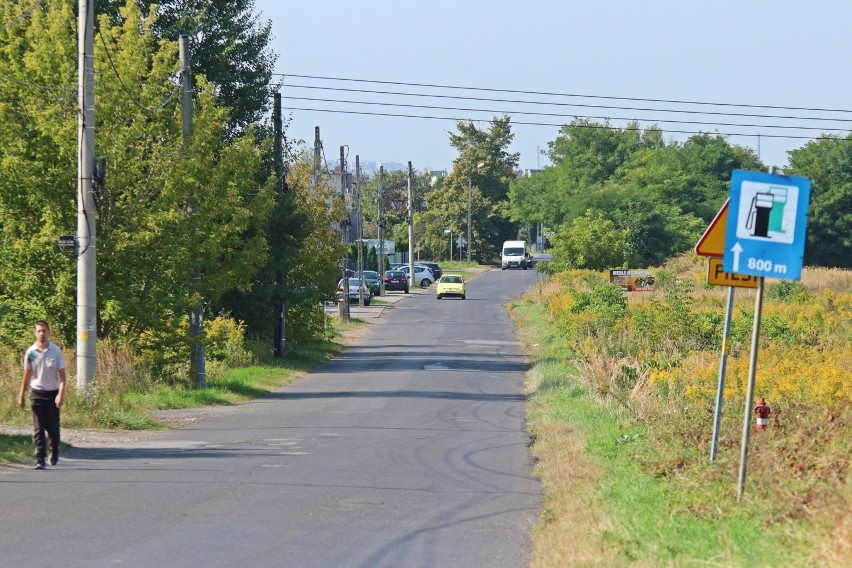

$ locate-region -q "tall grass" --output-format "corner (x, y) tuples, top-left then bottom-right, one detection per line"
(523, 258), (850, 565)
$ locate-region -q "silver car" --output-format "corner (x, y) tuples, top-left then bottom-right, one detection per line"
(337, 278), (371, 305)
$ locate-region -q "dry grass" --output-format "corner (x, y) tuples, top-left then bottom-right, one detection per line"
(528, 418), (618, 567)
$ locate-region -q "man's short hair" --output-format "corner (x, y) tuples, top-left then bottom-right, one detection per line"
(34, 320), (50, 331)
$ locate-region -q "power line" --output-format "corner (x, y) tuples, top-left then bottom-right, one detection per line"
(284, 95), (850, 133)
(97, 28), (180, 113)
(282, 83), (852, 124)
(276, 73), (852, 115)
(282, 106), (849, 142)
(0, 0), (43, 32)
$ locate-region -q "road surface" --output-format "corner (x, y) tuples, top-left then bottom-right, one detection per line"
(0, 268), (542, 568)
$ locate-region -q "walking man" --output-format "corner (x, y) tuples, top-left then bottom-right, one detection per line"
(17, 320), (67, 469)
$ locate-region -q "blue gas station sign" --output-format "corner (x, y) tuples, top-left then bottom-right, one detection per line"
(723, 170), (811, 280)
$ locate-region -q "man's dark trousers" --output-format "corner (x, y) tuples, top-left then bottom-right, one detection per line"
(30, 389), (60, 462)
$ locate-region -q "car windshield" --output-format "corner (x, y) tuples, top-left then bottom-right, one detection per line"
(504, 247), (524, 256)
(441, 276), (462, 283)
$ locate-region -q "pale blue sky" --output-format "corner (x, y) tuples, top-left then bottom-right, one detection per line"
(254, 0), (852, 173)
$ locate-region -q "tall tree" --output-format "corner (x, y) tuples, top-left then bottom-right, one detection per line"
(787, 134), (852, 268)
(96, 0), (277, 136)
(0, 1), (274, 358)
(430, 116), (520, 262)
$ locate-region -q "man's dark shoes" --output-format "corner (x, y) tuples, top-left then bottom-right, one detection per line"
(49, 450), (58, 466)
(34, 460), (46, 470)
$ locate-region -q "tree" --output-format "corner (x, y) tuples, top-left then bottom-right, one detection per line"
(787, 134), (852, 267)
(549, 212), (629, 271)
(0, 1), (274, 363)
(428, 116), (520, 262)
(96, 0), (277, 137)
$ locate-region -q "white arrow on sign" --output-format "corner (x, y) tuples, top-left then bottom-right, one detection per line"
(731, 242), (743, 272)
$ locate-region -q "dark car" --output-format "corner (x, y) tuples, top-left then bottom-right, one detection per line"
(383, 270), (409, 293)
(419, 261), (442, 280)
(363, 270), (381, 295)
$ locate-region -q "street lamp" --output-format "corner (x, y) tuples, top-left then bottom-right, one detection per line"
(443, 228), (452, 261)
(467, 162), (485, 264)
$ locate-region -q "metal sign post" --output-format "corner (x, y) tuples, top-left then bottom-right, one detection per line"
(724, 168), (811, 501)
(737, 276), (765, 502)
(710, 285), (735, 463)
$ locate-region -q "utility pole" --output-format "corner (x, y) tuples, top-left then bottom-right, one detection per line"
(467, 177), (472, 264)
(312, 127), (320, 188)
(407, 161), (414, 285)
(180, 35), (205, 388)
(339, 146), (350, 321)
(273, 92), (286, 357)
(76, 0), (96, 392)
(378, 165), (385, 295)
(356, 156), (365, 306)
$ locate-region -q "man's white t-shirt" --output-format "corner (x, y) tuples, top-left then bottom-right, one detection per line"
(23, 342), (66, 391)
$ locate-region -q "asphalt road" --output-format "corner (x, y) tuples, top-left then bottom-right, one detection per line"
(0, 268), (543, 568)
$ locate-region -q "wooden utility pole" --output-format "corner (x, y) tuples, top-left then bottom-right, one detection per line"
(180, 35), (205, 388)
(273, 92), (286, 357)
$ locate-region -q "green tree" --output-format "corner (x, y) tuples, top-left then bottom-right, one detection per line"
(430, 116), (520, 262)
(367, 245), (377, 272)
(0, 1), (84, 345)
(786, 134), (852, 268)
(96, 0), (277, 136)
(0, 1), (274, 359)
(549, 212), (629, 271)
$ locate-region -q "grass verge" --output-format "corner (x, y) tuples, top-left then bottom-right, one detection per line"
(0, 324), (355, 465)
(512, 299), (840, 567)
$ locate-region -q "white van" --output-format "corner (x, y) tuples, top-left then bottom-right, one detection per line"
(501, 240), (528, 270)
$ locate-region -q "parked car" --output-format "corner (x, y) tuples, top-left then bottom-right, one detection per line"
(436, 274), (465, 300)
(383, 270), (409, 293)
(337, 278), (371, 305)
(418, 261), (442, 280)
(362, 271), (381, 296)
(398, 264), (435, 287)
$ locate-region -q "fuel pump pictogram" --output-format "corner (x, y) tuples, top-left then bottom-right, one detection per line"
(745, 192), (774, 238)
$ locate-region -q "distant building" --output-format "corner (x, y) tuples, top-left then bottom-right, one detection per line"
(426, 169), (448, 186)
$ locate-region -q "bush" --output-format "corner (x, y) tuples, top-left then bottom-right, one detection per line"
(766, 280), (813, 303)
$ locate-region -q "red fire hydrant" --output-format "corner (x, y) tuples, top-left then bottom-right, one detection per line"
(754, 397), (771, 432)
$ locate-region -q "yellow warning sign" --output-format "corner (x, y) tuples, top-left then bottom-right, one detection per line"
(707, 257), (758, 288)
(695, 200), (729, 257)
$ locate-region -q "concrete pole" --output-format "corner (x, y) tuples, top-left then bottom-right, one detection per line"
(181, 35), (205, 388)
(378, 165), (385, 295)
(356, 155), (364, 306)
(339, 146), (350, 321)
(76, 0), (96, 392)
(407, 162), (414, 286)
(467, 177), (472, 264)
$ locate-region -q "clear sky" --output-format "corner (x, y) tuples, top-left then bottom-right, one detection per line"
(253, 0), (852, 174)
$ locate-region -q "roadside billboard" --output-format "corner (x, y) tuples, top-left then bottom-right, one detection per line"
(610, 269), (656, 292)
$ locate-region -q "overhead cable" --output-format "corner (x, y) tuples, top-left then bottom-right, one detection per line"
(284, 95), (850, 133)
(281, 83), (852, 124)
(276, 73), (852, 115)
(282, 106), (849, 141)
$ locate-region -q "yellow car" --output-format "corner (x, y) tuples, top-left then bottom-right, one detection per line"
(436, 274), (466, 300)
